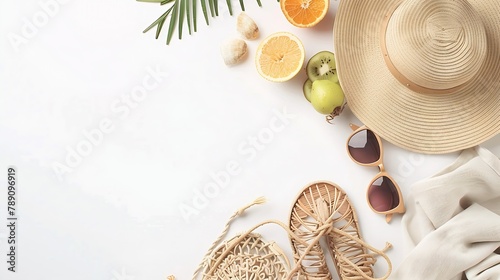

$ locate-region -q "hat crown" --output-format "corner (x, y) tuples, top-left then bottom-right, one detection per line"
(384, 0), (487, 92)
(426, 13), (462, 43)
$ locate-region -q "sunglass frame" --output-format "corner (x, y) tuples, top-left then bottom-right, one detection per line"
(346, 123), (406, 223)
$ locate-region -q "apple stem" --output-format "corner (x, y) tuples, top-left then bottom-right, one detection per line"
(326, 103), (347, 124)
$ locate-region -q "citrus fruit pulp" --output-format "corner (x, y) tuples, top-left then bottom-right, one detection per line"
(280, 0), (329, 28)
(255, 32), (305, 82)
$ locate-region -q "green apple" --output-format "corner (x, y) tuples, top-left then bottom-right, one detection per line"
(310, 80), (345, 115)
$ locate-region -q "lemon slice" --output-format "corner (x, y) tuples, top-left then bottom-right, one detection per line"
(255, 32), (305, 82)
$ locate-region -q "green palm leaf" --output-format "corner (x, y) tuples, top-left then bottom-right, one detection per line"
(200, 0), (209, 25)
(178, 0), (186, 38)
(138, 0), (275, 45)
(192, 0), (197, 31)
(225, 0), (233, 15)
(166, 0), (179, 44)
(208, 0), (215, 17)
(186, 0), (192, 34)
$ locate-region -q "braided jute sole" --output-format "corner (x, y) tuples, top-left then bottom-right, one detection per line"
(289, 181), (390, 280)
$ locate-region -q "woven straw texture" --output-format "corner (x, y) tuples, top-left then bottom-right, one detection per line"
(204, 233), (289, 280)
(289, 181), (390, 280)
(334, 0), (500, 154)
(193, 186), (393, 280)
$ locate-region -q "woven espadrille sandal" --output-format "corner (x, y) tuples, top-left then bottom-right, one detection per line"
(289, 181), (392, 280)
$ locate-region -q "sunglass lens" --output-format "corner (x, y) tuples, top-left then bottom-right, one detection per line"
(348, 129), (381, 164)
(368, 176), (400, 212)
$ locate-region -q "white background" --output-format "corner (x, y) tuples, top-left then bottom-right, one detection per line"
(0, 0), (499, 279)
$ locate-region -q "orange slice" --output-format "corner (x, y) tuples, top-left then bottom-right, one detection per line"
(255, 32), (305, 82)
(280, 0), (329, 28)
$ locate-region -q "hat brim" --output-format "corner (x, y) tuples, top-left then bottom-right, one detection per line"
(334, 0), (500, 154)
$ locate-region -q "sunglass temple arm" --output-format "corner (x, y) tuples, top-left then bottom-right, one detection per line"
(386, 213), (393, 223)
(349, 123), (361, 131)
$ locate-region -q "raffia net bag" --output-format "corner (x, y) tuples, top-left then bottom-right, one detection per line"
(192, 198), (293, 280)
(204, 232), (290, 280)
(192, 182), (392, 280)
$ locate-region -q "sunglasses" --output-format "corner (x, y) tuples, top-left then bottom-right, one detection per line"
(346, 123), (405, 223)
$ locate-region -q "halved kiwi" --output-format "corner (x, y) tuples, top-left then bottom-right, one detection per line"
(306, 51), (338, 83)
(303, 79), (313, 102)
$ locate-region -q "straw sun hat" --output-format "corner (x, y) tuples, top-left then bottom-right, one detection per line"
(334, 0), (500, 154)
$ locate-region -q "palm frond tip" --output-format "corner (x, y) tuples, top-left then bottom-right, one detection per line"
(139, 0), (276, 45)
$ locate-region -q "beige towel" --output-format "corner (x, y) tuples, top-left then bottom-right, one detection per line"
(391, 147), (500, 280)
